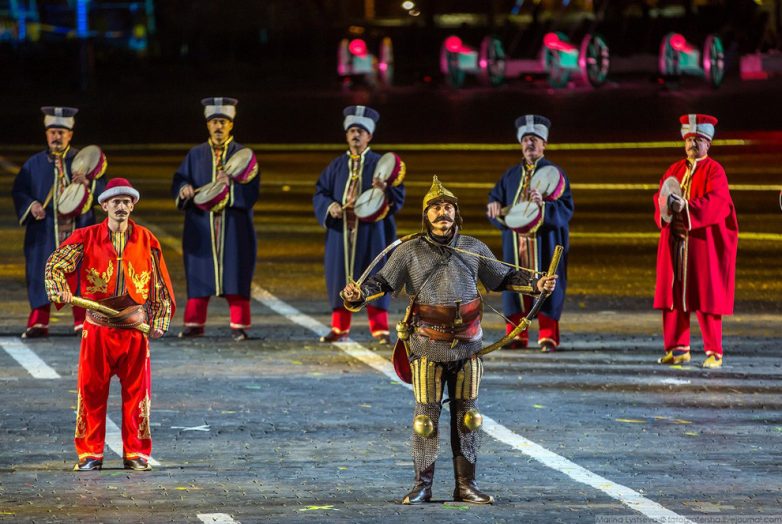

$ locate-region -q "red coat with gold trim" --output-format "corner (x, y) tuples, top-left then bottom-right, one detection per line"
(58, 219), (176, 309)
(653, 156), (738, 314)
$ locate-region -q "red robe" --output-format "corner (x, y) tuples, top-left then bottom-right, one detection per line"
(653, 156), (738, 315)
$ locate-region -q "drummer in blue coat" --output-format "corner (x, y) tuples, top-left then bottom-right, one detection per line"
(172, 97), (260, 341)
(486, 115), (573, 352)
(12, 106), (106, 338)
(313, 106), (406, 343)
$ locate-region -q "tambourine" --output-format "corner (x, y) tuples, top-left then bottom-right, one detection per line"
(373, 152), (406, 187)
(531, 165), (565, 200)
(224, 148), (259, 183)
(71, 145), (107, 181)
(194, 181), (230, 213)
(354, 187), (390, 223)
(58, 183), (90, 218)
(502, 201), (543, 234)
(658, 176), (682, 219)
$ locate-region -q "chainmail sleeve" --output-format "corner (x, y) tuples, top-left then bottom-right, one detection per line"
(474, 240), (515, 291)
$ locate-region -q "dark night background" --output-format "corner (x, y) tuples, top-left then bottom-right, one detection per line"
(2, 0), (781, 144)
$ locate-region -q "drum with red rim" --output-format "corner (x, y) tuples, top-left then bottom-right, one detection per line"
(372, 152), (406, 187)
(502, 201), (542, 234)
(354, 187), (390, 223)
(58, 183), (89, 218)
(224, 148), (259, 183)
(71, 145), (107, 181)
(194, 181), (230, 212)
(531, 165), (565, 200)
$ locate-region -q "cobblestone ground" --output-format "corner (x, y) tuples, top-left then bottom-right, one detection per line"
(1, 294), (781, 523)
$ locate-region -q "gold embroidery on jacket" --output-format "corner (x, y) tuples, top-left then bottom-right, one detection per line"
(75, 391), (87, 438)
(138, 392), (151, 439)
(128, 262), (151, 300)
(86, 262), (113, 294)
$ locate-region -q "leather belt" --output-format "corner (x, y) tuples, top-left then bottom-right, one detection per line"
(85, 295), (147, 330)
(412, 298), (482, 343)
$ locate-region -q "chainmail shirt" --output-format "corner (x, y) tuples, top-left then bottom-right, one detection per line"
(362, 233), (538, 361)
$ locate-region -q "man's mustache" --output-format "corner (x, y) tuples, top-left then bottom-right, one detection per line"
(433, 216), (453, 223)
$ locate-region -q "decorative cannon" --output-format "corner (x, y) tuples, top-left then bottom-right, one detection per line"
(440, 32), (609, 89)
(659, 33), (724, 87)
(338, 36), (394, 87)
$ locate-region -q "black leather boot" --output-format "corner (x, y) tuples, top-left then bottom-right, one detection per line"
(401, 463), (435, 504)
(453, 456), (494, 504)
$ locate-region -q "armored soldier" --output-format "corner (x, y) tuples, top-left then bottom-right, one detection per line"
(342, 176), (556, 504)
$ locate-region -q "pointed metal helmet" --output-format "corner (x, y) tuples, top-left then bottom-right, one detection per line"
(422, 175), (458, 212)
(421, 175), (462, 231)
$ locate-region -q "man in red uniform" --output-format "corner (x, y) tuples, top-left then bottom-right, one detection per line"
(653, 114), (738, 369)
(45, 178), (175, 471)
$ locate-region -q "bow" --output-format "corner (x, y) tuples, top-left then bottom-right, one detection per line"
(340, 232), (423, 305)
(477, 244), (563, 357)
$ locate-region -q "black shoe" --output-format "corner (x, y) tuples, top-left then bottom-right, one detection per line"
(401, 464), (435, 505)
(319, 329), (349, 343)
(73, 457), (102, 471)
(231, 329), (248, 341)
(178, 326), (204, 338)
(453, 456), (494, 504)
(123, 457), (152, 471)
(539, 340), (557, 353)
(21, 327), (48, 339)
(372, 333), (391, 345)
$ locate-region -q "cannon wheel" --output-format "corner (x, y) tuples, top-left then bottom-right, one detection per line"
(478, 35), (506, 87)
(702, 34), (724, 88)
(578, 33), (609, 87)
(659, 33), (681, 78)
(337, 38), (350, 76)
(440, 40), (466, 88)
(543, 32), (570, 88)
(379, 37), (394, 86)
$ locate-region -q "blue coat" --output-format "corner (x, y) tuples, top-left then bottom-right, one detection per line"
(171, 140), (260, 298)
(12, 148), (106, 309)
(313, 149), (405, 310)
(488, 158), (573, 320)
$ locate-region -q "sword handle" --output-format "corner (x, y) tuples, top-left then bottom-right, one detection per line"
(70, 296), (151, 335)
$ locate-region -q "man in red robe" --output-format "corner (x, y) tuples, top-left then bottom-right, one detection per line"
(653, 114), (738, 369)
(45, 178), (175, 471)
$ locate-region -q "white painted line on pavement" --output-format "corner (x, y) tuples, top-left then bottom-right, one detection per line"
(105, 416), (161, 466)
(0, 338), (61, 379)
(198, 514), (239, 524)
(249, 286), (693, 524)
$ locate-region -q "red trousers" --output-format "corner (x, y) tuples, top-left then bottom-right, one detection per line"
(75, 323), (152, 461)
(662, 309), (723, 356)
(331, 305), (389, 336)
(28, 304), (86, 331)
(505, 295), (560, 347)
(184, 295), (251, 329)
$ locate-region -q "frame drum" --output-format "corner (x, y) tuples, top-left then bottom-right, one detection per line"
(224, 148), (259, 183)
(57, 183), (89, 218)
(531, 165), (565, 200)
(354, 187), (390, 223)
(658, 176), (682, 219)
(372, 152), (406, 187)
(71, 145), (107, 181)
(194, 181), (230, 212)
(503, 201), (542, 234)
